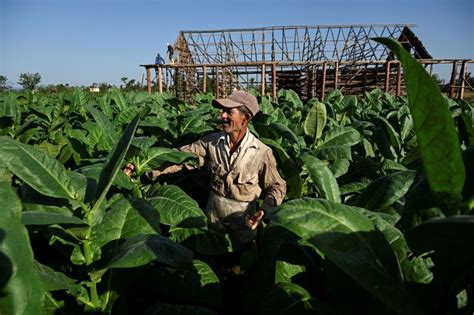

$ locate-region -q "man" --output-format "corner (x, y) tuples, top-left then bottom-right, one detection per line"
(166, 43), (175, 64)
(155, 53), (165, 65)
(124, 90), (286, 245)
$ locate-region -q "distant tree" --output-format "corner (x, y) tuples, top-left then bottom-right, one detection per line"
(0, 75), (10, 91)
(18, 72), (42, 90)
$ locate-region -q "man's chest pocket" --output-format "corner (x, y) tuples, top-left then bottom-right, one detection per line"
(234, 172), (259, 195)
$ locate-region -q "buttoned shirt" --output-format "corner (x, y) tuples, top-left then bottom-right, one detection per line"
(152, 130), (287, 213)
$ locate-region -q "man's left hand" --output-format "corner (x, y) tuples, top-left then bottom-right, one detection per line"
(246, 210), (264, 230)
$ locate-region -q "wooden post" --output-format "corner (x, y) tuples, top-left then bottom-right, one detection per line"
(158, 66), (163, 94)
(146, 68), (151, 94)
(385, 61), (391, 92)
(203, 65), (207, 92)
(321, 62), (327, 99)
(261, 63), (266, 95)
(334, 61), (339, 90)
(272, 62), (277, 100)
(458, 61), (467, 99)
(311, 65), (316, 98)
(449, 61), (458, 98)
(396, 61), (402, 96)
(215, 65), (219, 98)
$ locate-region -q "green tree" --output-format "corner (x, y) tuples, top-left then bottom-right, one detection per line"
(0, 75), (10, 91)
(18, 72), (42, 90)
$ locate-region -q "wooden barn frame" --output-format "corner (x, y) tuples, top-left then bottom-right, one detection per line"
(141, 24), (473, 100)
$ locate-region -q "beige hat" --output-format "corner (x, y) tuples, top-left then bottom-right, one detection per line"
(212, 90), (259, 116)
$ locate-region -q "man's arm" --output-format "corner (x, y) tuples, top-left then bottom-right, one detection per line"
(259, 148), (287, 214)
(247, 148), (287, 230)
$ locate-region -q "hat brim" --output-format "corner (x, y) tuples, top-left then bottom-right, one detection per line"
(212, 98), (243, 109)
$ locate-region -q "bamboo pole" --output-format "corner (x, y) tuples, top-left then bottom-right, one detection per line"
(146, 68), (151, 94)
(203, 65), (207, 92)
(261, 63), (266, 95)
(449, 61), (458, 98)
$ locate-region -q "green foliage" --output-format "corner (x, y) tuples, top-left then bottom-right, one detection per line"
(0, 57), (472, 314)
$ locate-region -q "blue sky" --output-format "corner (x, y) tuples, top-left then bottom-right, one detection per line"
(1, 0), (473, 88)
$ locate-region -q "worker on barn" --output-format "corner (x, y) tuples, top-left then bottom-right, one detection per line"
(124, 90), (286, 249)
(166, 43), (175, 64)
(155, 53), (165, 65)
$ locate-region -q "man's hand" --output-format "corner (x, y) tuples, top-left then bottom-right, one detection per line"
(246, 210), (265, 230)
(123, 163), (135, 177)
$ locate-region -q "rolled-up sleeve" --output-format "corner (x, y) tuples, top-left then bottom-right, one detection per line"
(150, 138), (207, 178)
(259, 148), (287, 214)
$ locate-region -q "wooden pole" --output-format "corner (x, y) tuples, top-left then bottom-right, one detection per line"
(261, 63), (266, 95)
(272, 62), (277, 100)
(321, 62), (327, 99)
(146, 68), (151, 94)
(458, 61), (467, 99)
(203, 65), (207, 92)
(215, 65), (219, 98)
(312, 65), (316, 98)
(396, 61), (402, 96)
(385, 61), (391, 92)
(158, 66), (163, 94)
(449, 61), (458, 98)
(334, 61), (339, 90)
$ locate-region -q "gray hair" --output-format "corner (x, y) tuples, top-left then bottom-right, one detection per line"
(238, 105), (253, 120)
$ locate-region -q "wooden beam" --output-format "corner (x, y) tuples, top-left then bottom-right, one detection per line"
(146, 68), (151, 94)
(334, 61), (339, 90)
(203, 65), (207, 92)
(458, 61), (467, 99)
(396, 61), (402, 96)
(449, 61), (458, 98)
(158, 66), (163, 94)
(272, 62), (277, 100)
(385, 61), (391, 92)
(261, 63), (266, 95)
(321, 62), (327, 99)
(215, 65), (219, 98)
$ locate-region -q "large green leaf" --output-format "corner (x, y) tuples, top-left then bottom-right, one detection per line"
(257, 283), (316, 315)
(302, 154), (341, 202)
(0, 181), (43, 314)
(374, 38), (465, 213)
(269, 122), (302, 152)
(360, 210), (433, 284)
(170, 226), (232, 256)
(318, 126), (360, 147)
(261, 138), (302, 198)
(34, 261), (85, 296)
(91, 198), (161, 253)
(93, 113), (140, 203)
(106, 234), (193, 269)
(147, 260), (222, 307)
(354, 171), (416, 211)
(304, 101), (327, 143)
(147, 185), (207, 228)
(0, 137), (87, 201)
(273, 198), (421, 314)
(85, 105), (117, 150)
(21, 211), (85, 226)
(136, 147), (198, 173)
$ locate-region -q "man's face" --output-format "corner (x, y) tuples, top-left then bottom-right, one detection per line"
(220, 107), (246, 134)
